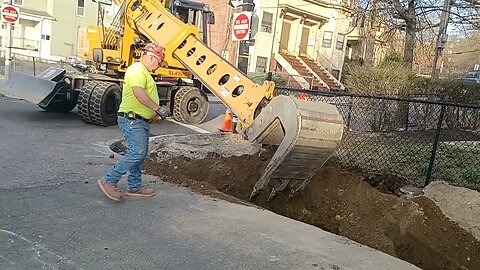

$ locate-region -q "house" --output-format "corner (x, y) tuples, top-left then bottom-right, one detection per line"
(0, 0), (114, 61)
(346, 11), (391, 66)
(202, 0), (354, 91)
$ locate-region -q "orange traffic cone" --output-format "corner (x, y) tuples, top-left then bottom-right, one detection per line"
(298, 92), (307, 100)
(220, 108), (233, 132)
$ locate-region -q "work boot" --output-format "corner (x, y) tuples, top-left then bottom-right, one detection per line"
(125, 187), (156, 197)
(98, 178), (122, 202)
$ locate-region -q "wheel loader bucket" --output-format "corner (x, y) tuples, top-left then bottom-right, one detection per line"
(246, 95), (344, 201)
(0, 67), (66, 107)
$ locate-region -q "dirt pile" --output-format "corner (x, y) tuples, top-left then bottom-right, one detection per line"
(142, 134), (480, 270)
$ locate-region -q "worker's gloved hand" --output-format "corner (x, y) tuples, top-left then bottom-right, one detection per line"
(155, 105), (171, 120)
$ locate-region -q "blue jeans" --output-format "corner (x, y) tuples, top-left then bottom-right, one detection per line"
(105, 116), (150, 192)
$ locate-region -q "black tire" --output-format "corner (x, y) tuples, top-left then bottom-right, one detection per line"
(39, 100), (77, 113)
(172, 86), (209, 124)
(78, 82), (96, 124)
(78, 81), (121, 126)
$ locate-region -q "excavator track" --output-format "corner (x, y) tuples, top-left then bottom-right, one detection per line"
(246, 95), (344, 201)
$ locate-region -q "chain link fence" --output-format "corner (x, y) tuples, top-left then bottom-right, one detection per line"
(276, 87), (480, 191)
(0, 51), (70, 78)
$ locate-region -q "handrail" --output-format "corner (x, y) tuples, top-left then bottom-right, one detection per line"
(276, 39), (298, 59)
(297, 43), (340, 71)
(104, 1), (126, 48)
(316, 51), (340, 70)
(273, 45), (318, 89)
(297, 44), (344, 89)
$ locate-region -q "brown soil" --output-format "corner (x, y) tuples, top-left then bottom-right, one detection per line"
(144, 149), (480, 270)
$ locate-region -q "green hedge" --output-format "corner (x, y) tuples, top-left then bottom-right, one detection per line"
(344, 62), (480, 105)
(412, 77), (480, 105)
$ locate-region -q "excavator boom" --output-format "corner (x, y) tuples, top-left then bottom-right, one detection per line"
(126, 0), (274, 130)
(126, 0), (344, 199)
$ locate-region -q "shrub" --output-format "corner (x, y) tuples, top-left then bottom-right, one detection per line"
(247, 72), (287, 87)
(344, 62), (416, 96)
(383, 52), (404, 65)
(413, 76), (480, 104)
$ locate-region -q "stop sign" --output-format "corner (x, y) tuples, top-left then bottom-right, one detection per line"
(232, 12), (251, 41)
(1, 5), (19, 23)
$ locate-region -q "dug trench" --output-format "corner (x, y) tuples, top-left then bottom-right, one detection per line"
(115, 134), (480, 270)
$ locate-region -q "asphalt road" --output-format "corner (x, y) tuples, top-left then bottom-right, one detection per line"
(0, 97), (419, 270)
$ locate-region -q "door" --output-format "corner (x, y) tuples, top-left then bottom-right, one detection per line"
(279, 21), (291, 52)
(299, 26), (309, 55)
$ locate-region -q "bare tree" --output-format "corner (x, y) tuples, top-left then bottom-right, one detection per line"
(370, 0), (480, 68)
(444, 32), (480, 71)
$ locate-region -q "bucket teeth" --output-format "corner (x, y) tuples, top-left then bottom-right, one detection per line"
(246, 95), (344, 200)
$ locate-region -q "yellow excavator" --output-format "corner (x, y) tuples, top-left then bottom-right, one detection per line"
(1, 0), (344, 199)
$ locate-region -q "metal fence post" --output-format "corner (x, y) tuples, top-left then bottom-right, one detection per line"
(346, 97), (353, 129)
(32, 57), (36, 76)
(404, 101), (410, 131)
(425, 104), (446, 186)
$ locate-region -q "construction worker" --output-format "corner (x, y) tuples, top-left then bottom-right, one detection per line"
(98, 43), (170, 202)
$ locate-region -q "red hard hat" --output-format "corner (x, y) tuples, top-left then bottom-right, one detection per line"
(141, 43), (165, 59)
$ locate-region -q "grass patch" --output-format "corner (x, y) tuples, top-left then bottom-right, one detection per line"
(335, 133), (480, 190)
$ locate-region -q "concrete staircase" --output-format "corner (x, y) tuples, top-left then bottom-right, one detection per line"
(279, 51), (329, 91)
(299, 55), (344, 91)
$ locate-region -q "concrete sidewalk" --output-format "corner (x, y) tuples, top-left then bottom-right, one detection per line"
(0, 175), (420, 270)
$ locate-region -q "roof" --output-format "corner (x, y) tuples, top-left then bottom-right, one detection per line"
(18, 6), (55, 20)
(278, 4), (329, 25)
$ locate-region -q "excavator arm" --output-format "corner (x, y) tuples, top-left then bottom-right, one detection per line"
(125, 0), (344, 199)
(125, 0), (274, 131)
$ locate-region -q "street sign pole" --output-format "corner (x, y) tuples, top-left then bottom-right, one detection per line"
(5, 0), (13, 80)
(236, 0), (254, 74)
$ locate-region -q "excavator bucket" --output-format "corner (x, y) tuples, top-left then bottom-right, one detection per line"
(0, 67), (66, 107)
(246, 95), (344, 201)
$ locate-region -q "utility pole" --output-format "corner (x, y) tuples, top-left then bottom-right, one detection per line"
(236, 0), (254, 74)
(432, 0), (453, 79)
(4, 0), (13, 80)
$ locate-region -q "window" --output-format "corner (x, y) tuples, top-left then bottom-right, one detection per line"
(41, 35), (51, 40)
(256, 56), (268, 73)
(13, 0), (23, 5)
(261, 12), (273, 33)
(336, 34), (345, 50)
(77, 0), (85, 17)
(322, 31), (333, 48)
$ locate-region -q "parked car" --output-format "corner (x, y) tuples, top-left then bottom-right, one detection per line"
(459, 72), (480, 84)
